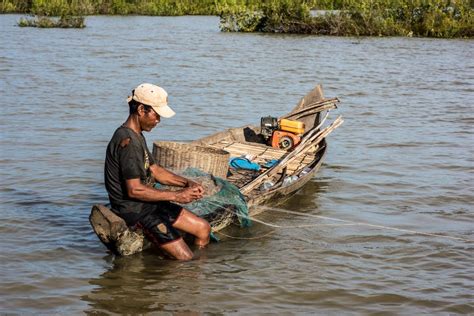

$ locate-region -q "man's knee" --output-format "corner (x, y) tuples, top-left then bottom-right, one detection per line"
(198, 220), (211, 240)
(172, 209), (211, 240)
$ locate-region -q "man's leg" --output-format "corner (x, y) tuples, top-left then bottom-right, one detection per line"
(136, 204), (195, 261)
(172, 208), (211, 248)
(159, 239), (194, 261)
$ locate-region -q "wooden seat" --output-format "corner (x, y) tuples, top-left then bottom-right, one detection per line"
(89, 205), (150, 256)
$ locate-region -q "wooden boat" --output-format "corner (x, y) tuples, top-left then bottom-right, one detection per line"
(90, 84), (342, 255)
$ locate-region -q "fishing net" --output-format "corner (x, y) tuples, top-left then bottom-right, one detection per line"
(154, 168), (251, 229)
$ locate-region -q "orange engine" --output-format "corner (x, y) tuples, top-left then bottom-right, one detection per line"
(271, 130), (301, 150)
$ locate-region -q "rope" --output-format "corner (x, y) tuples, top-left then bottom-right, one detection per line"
(202, 195), (473, 243)
(257, 206), (474, 243)
(244, 216), (359, 229)
(214, 230), (277, 240)
(206, 201), (343, 240)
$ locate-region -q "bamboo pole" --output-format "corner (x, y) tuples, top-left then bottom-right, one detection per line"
(291, 104), (338, 120)
(281, 98), (339, 120)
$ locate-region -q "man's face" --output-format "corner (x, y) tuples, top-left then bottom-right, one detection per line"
(139, 106), (161, 132)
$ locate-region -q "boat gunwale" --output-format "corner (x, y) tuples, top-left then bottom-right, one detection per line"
(246, 140), (326, 215)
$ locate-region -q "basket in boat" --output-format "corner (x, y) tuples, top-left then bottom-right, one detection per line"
(152, 141), (230, 179)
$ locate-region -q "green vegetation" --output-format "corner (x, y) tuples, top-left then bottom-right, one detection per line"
(220, 0), (473, 38)
(2, 0), (472, 37)
(18, 15), (85, 28)
(2, 0), (223, 15)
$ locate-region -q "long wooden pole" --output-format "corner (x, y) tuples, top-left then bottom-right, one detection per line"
(291, 104), (338, 120)
(281, 98), (339, 120)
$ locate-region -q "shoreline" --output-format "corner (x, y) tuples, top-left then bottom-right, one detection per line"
(3, 0), (472, 38)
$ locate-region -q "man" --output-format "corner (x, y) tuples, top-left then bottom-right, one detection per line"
(104, 83), (211, 260)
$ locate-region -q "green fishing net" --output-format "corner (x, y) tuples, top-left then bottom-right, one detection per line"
(155, 168), (251, 228)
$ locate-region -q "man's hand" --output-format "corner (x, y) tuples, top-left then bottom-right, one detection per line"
(186, 179), (204, 195)
(174, 186), (204, 204)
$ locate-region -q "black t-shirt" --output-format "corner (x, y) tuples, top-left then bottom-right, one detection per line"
(104, 126), (155, 214)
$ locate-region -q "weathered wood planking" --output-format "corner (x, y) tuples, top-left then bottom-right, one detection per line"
(209, 140), (315, 173)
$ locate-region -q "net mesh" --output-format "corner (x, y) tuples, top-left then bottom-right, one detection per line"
(155, 168), (251, 228)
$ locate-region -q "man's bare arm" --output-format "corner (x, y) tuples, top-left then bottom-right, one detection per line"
(150, 164), (204, 194)
(125, 178), (202, 204)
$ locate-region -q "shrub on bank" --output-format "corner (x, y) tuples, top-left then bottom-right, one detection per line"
(218, 0), (312, 32)
(18, 15), (86, 28)
(337, 0), (473, 37)
(219, 0), (473, 38)
(2, 0), (472, 37)
(2, 0), (222, 15)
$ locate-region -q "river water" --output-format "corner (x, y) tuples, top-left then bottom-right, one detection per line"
(1, 15), (473, 315)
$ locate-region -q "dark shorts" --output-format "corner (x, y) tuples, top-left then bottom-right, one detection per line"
(120, 201), (184, 246)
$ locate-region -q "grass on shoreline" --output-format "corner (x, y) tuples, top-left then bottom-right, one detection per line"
(3, 0), (473, 37)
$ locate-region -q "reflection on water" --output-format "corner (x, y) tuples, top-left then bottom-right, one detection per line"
(1, 14), (473, 314)
(84, 254), (203, 315)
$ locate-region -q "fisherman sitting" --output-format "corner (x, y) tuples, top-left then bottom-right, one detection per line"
(104, 83), (211, 260)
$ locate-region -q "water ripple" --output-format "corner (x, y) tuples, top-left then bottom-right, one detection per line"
(1, 14), (473, 315)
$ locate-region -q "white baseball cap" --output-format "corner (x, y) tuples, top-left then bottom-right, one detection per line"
(127, 83), (176, 118)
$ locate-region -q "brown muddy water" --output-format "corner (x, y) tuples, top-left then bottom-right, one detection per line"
(0, 15), (473, 315)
